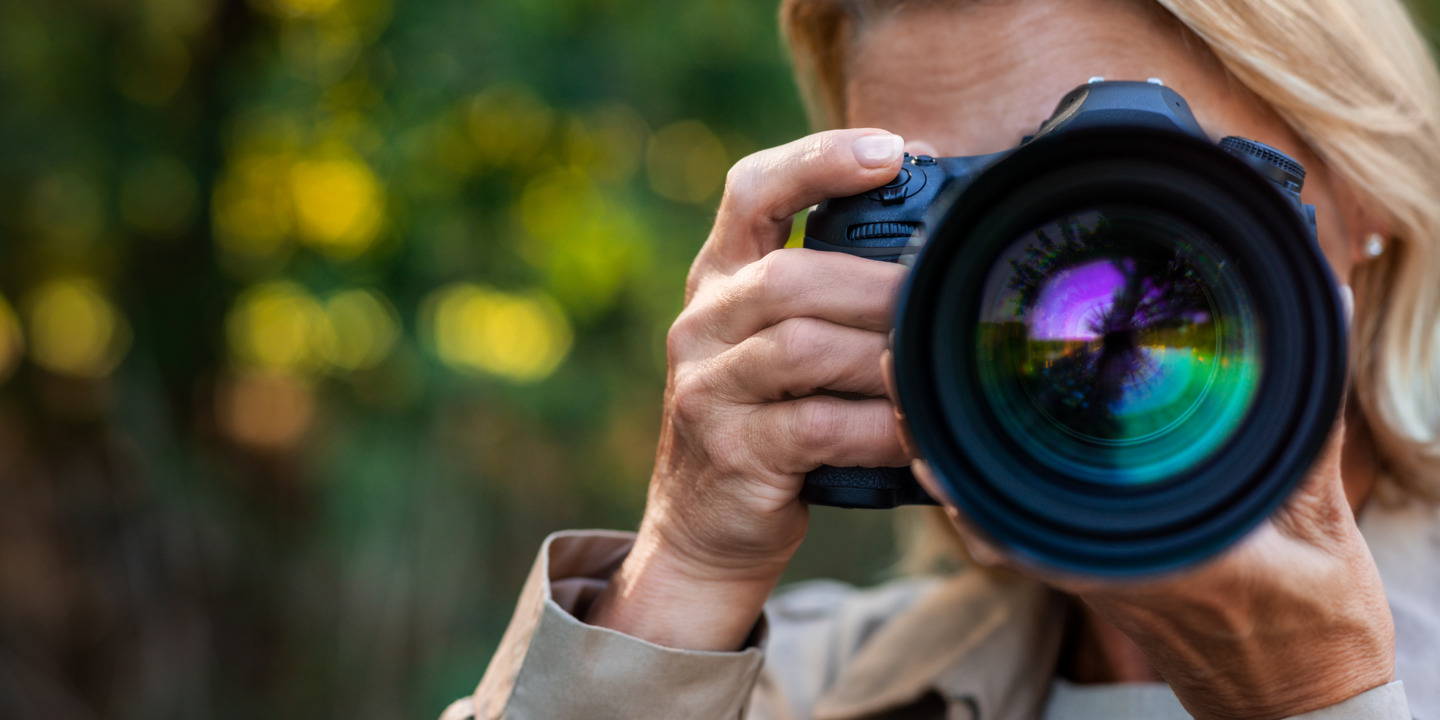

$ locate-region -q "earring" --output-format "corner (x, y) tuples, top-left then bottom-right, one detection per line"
(1364, 232), (1386, 258)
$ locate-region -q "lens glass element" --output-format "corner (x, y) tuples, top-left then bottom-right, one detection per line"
(975, 208), (1262, 486)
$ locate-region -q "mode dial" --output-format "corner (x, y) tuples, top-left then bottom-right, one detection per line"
(1219, 136), (1306, 192)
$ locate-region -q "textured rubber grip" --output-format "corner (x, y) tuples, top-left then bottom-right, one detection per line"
(800, 465), (937, 508)
(801, 174), (932, 509)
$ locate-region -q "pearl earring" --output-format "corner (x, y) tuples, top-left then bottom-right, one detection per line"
(1364, 232), (1386, 258)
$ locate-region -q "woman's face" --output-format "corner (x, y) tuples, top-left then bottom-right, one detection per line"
(844, 0), (1370, 285)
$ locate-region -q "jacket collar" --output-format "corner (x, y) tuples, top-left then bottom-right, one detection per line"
(813, 570), (1066, 720)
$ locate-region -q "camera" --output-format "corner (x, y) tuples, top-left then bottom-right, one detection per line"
(801, 80), (1347, 575)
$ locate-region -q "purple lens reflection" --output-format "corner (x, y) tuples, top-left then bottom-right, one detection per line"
(976, 209), (1261, 485)
(1029, 259), (1125, 342)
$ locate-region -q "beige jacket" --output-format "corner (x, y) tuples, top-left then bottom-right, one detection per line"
(443, 531), (1410, 720)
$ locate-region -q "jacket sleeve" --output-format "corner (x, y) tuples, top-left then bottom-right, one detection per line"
(444, 530), (767, 720)
(1287, 681), (1410, 720)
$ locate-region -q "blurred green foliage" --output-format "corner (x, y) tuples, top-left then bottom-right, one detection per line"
(0, 0), (902, 717)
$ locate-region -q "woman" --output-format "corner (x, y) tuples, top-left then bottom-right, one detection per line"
(446, 0), (1440, 717)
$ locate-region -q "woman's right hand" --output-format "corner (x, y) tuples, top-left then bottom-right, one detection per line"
(584, 129), (914, 651)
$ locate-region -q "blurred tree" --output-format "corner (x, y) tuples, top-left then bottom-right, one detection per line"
(0, 0), (904, 717)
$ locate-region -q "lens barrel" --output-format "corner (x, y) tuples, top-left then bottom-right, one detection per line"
(893, 128), (1346, 576)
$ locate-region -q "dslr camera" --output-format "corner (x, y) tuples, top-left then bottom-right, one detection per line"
(801, 79), (1346, 575)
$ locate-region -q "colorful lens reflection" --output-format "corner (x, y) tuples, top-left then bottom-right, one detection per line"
(976, 209), (1262, 486)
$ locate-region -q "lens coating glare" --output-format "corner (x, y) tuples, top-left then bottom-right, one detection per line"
(976, 208), (1262, 486)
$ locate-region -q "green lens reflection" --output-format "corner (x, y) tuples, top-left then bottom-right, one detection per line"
(975, 208), (1262, 486)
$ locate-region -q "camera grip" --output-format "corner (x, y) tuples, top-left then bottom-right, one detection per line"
(801, 464), (937, 508)
(799, 169), (938, 509)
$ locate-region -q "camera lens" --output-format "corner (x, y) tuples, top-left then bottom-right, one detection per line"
(892, 128), (1345, 575)
(974, 208), (1262, 486)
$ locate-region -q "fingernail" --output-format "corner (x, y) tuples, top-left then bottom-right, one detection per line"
(854, 133), (904, 168)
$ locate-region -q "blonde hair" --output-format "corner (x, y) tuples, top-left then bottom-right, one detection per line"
(781, 0), (1440, 569)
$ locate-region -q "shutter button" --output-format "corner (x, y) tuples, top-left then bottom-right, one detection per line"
(875, 167), (911, 204)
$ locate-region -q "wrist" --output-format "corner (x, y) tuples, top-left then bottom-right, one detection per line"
(584, 529), (788, 652)
(1084, 590), (1394, 720)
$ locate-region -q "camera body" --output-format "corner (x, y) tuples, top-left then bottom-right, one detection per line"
(806, 80), (1312, 265)
(800, 80), (1343, 575)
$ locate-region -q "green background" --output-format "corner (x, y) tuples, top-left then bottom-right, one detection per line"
(0, 0), (904, 717)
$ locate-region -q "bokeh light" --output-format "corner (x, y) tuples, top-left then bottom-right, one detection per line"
(317, 288), (400, 372)
(225, 281), (330, 372)
(518, 169), (606, 243)
(422, 283), (572, 382)
(466, 85), (554, 171)
(289, 149), (386, 259)
(563, 104), (650, 184)
(280, 17), (363, 83)
(262, 0), (344, 18)
(216, 370), (317, 451)
(25, 280), (132, 379)
(212, 153), (298, 261)
(0, 293), (24, 387)
(517, 168), (651, 316)
(646, 119), (728, 204)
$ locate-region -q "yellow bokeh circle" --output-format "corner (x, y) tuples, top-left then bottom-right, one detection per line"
(212, 153), (296, 261)
(423, 284), (572, 382)
(212, 147), (386, 263)
(26, 279), (132, 378)
(263, 0), (344, 18)
(226, 283), (402, 375)
(0, 294), (24, 385)
(646, 119), (728, 204)
(226, 281), (329, 371)
(290, 153), (385, 259)
(316, 288), (400, 372)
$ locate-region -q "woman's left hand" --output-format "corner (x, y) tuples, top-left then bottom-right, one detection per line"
(911, 408), (1396, 720)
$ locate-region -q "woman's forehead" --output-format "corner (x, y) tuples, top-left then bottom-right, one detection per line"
(843, 0), (1248, 155)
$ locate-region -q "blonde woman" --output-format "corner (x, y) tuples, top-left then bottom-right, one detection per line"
(446, 0), (1440, 717)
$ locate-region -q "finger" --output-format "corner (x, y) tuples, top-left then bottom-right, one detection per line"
(1243, 276), (1357, 543)
(910, 459), (1010, 569)
(1271, 410), (1355, 544)
(712, 318), (889, 401)
(749, 396), (909, 473)
(697, 129), (906, 275)
(680, 248), (906, 347)
(880, 346), (921, 460)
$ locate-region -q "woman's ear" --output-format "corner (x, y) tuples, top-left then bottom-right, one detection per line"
(1332, 173), (1393, 269)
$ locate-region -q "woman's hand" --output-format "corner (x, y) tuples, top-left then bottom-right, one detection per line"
(585, 129), (912, 651)
(913, 413), (1396, 720)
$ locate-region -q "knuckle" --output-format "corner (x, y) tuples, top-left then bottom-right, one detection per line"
(668, 370), (712, 426)
(794, 399), (845, 451)
(722, 153), (765, 208)
(666, 311), (702, 363)
(772, 316), (827, 368)
(747, 249), (798, 299)
(801, 132), (840, 167)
